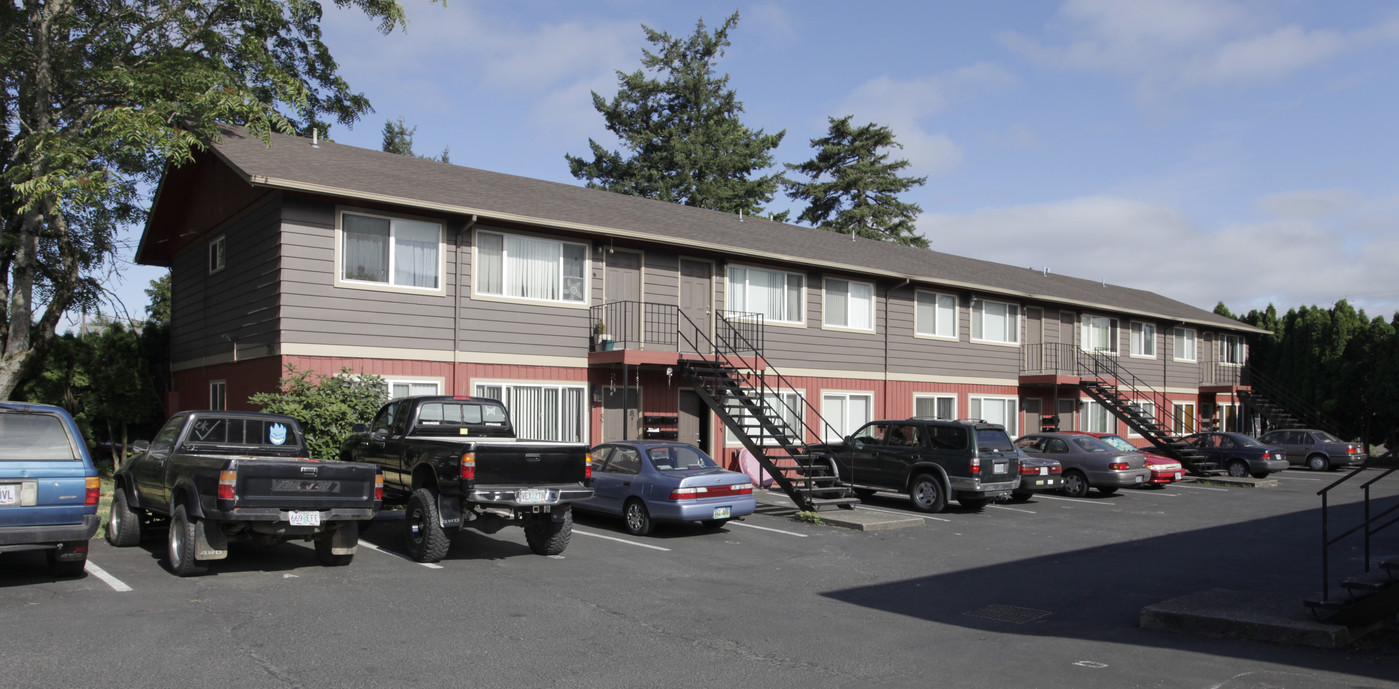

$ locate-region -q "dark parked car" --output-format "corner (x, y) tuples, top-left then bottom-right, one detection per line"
(1014, 433), (1152, 498)
(1011, 454), (1063, 502)
(577, 441), (756, 536)
(809, 419), (1020, 513)
(1180, 432), (1288, 479)
(1257, 429), (1367, 471)
(0, 402), (100, 577)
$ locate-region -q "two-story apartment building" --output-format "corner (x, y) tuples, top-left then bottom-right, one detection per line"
(137, 125), (1268, 465)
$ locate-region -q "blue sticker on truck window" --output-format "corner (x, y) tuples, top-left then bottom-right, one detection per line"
(269, 423), (287, 446)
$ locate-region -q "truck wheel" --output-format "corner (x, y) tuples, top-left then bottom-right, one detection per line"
(167, 505), (206, 577)
(315, 534), (354, 567)
(106, 486), (144, 547)
(958, 496), (990, 510)
(525, 510), (572, 556)
(404, 488), (450, 563)
(623, 499), (654, 536)
(907, 474), (946, 513)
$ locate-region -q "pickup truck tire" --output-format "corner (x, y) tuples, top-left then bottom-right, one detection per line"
(167, 505), (206, 577)
(524, 510), (572, 556)
(623, 499), (654, 536)
(106, 487), (144, 547)
(314, 534), (354, 567)
(907, 474), (946, 513)
(405, 488), (450, 563)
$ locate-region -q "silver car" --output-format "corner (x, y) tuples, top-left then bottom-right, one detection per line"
(1257, 429), (1367, 471)
(1014, 432), (1153, 498)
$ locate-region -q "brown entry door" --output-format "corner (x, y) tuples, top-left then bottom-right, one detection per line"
(678, 389), (710, 455)
(679, 259), (712, 354)
(602, 386), (640, 442)
(605, 251), (641, 346)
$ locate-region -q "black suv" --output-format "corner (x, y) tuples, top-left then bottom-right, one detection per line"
(808, 418), (1020, 512)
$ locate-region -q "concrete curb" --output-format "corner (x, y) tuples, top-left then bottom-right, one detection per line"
(752, 489), (924, 531)
(1140, 588), (1354, 648)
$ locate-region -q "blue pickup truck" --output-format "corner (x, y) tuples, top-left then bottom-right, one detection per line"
(0, 402), (100, 578)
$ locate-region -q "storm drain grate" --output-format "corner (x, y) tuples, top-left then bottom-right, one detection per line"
(963, 604), (1053, 624)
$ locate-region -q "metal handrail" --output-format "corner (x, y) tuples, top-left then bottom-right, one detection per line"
(1315, 461), (1399, 601)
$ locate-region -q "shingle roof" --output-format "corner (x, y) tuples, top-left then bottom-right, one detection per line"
(174, 124), (1263, 334)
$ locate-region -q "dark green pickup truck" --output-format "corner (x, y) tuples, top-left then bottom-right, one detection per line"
(340, 395), (593, 563)
(108, 411), (382, 576)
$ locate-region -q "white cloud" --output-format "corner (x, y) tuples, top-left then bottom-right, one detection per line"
(1256, 189), (1361, 220)
(918, 193), (1399, 316)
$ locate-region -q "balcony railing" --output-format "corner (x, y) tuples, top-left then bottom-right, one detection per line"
(588, 301), (764, 355)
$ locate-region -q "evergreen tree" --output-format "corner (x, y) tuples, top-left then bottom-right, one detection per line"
(785, 116), (928, 248)
(382, 117), (450, 162)
(565, 11), (785, 217)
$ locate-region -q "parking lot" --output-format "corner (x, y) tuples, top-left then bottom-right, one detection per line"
(3, 468), (1397, 689)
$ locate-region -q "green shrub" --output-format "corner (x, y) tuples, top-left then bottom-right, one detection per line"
(249, 365), (387, 460)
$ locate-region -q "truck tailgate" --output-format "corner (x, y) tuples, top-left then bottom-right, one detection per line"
(227, 458), (379, 509)
(475, 443), (588, 485)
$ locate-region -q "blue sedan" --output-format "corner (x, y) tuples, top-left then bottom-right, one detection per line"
(578, 441), (757, 536)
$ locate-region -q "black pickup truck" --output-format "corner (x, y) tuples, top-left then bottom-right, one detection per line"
(107, 411), (382, 575)
(340, 395), (593, 562)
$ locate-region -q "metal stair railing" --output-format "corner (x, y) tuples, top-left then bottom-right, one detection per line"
(1316, 460), (1399, 603)
(676, 309), (855, 510)
(1074, 347), (1213, 471)
(1242, 367), (1353, 440)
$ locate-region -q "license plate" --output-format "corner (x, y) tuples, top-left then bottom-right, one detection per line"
(994, 462), (1007, 474)
(1032, 480), (1045, 486)
(1038, 467), (1048, 476)
(1134, 475), (1144, 483)
(0, 484), (15, 505)
(712, 507), (731, 519)
(1175, 472), (1182, 480)
(288, 511), (320, 526)
(518, 488), (549, 504)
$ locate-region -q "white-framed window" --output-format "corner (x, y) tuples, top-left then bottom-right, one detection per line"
(1217, 402), (1239, 432)
(1220, 333), (1245, 365)
(1080, 400), (1115, 433)
(728, 265), (804, 324)
(821, 392), (873, 441)
(970, 299), (1019, 344)
(725, 389), (805, 445)
(340, 211), (442, 290)
(1173, 327), (1197, 362)
(1081, 314), (1119, 353)
(208, 235), (225, 275)
(1172, 402), (1196, 435)
(823, 278), (874, 331)
(1127, 400), (1155, 437)
(476, 230), (587, 304)
(1130, 321), (1156, 358)
(913, 394), (957, 420)
(915, 291), (957, 339)
(969, 396), (1018, 436)
(386, 379), (441, 399)
(474, 382), (586, 443)
(209, 380), (227, 411)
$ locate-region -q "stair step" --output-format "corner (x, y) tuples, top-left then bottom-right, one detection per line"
(1340, 576), (1389, 594)
(1303, 595), (1345, 611)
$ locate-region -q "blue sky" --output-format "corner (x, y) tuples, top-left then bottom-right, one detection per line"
(104, 0), (1399, 323)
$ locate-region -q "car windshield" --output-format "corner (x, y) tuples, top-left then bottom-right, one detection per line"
(648, 446), (718, 471)
(0, 412), (79, 461)
(1071, 436), (1119, 453)
(1097, 435), (1137, 453)
(1313, 430), (1343, 443)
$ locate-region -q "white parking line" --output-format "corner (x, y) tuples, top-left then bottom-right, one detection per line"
(856, 505), (952, 522)
(727, 521), (809, 537)
(989, 504), (1036, 514)
(1035, 495), (1116, 506)
(1272, 475), (1322, 481)
(572, 529), (672, 551)
(1130, 490), (1181, 496)
(84, 560), (132, 592)
(1175, 484), (1230, 492)
(359, 540), (445, 568)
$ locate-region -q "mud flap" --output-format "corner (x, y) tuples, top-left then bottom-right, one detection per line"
(437, 494), (462, 529)
(195, 520), (229, 560)
(327, 521), (359, 556)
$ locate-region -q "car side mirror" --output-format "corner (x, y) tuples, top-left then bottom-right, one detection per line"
(848, 437), (864, 451)
(132, 440), (150, 453)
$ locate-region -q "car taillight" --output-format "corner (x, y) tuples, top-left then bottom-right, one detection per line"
(670, 483), (752, 500)
(218, 470), (237, 499)
(1019, 464), (1037, 475)
(460, 452), (476, 480)
(969, 456), (981, 474)
(85, 477), (100, 506)
(1050, 465), (1061, 474)
(1348, 446), (1360, 455)
(1109, 462), (1129, 471)
(374, 474), (384, 501)
(585, 452), (592, 479)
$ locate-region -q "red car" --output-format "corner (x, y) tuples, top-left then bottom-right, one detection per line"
(1065, 432), (1183, 486)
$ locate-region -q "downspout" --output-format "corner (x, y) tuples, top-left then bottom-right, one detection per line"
(456, 214), (477, 393)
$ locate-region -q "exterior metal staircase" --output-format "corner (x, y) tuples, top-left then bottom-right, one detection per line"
(1238, 367), (1353, 439)
(1075, 349), (1217, 475)
(676, 311), (858, 512)
(1305, 458), (1399, 631)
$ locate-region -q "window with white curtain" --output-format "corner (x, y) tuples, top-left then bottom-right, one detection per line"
(969, 396), (1018, 435)
(474, 383), (586, 443)
(1080, 315), (1119, 353)
(725, 390), (804, 445)
(341, 211), (441, 289)
(1079, 400), (1115, 433)
(821, 392), (872, 441)
(386, 380), (441, 398)
(824, 278), (874, 330)
(476, 231), (587, 303)
(914, 395), (956, 420)
(970, 299), (1019, 344)
(1173, 327), (1197, 362)
(1131, 321), (1156, 357)
(915, 291), (957, 339)
(728, 265), (804, 324)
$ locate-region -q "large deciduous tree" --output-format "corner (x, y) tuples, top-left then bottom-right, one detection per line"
(0, 0), (419, 398)
(784, 115), (928, 248)
(565, 11), (785, 217)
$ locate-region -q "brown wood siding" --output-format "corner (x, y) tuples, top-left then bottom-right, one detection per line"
(884, 286), (1021, 380)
